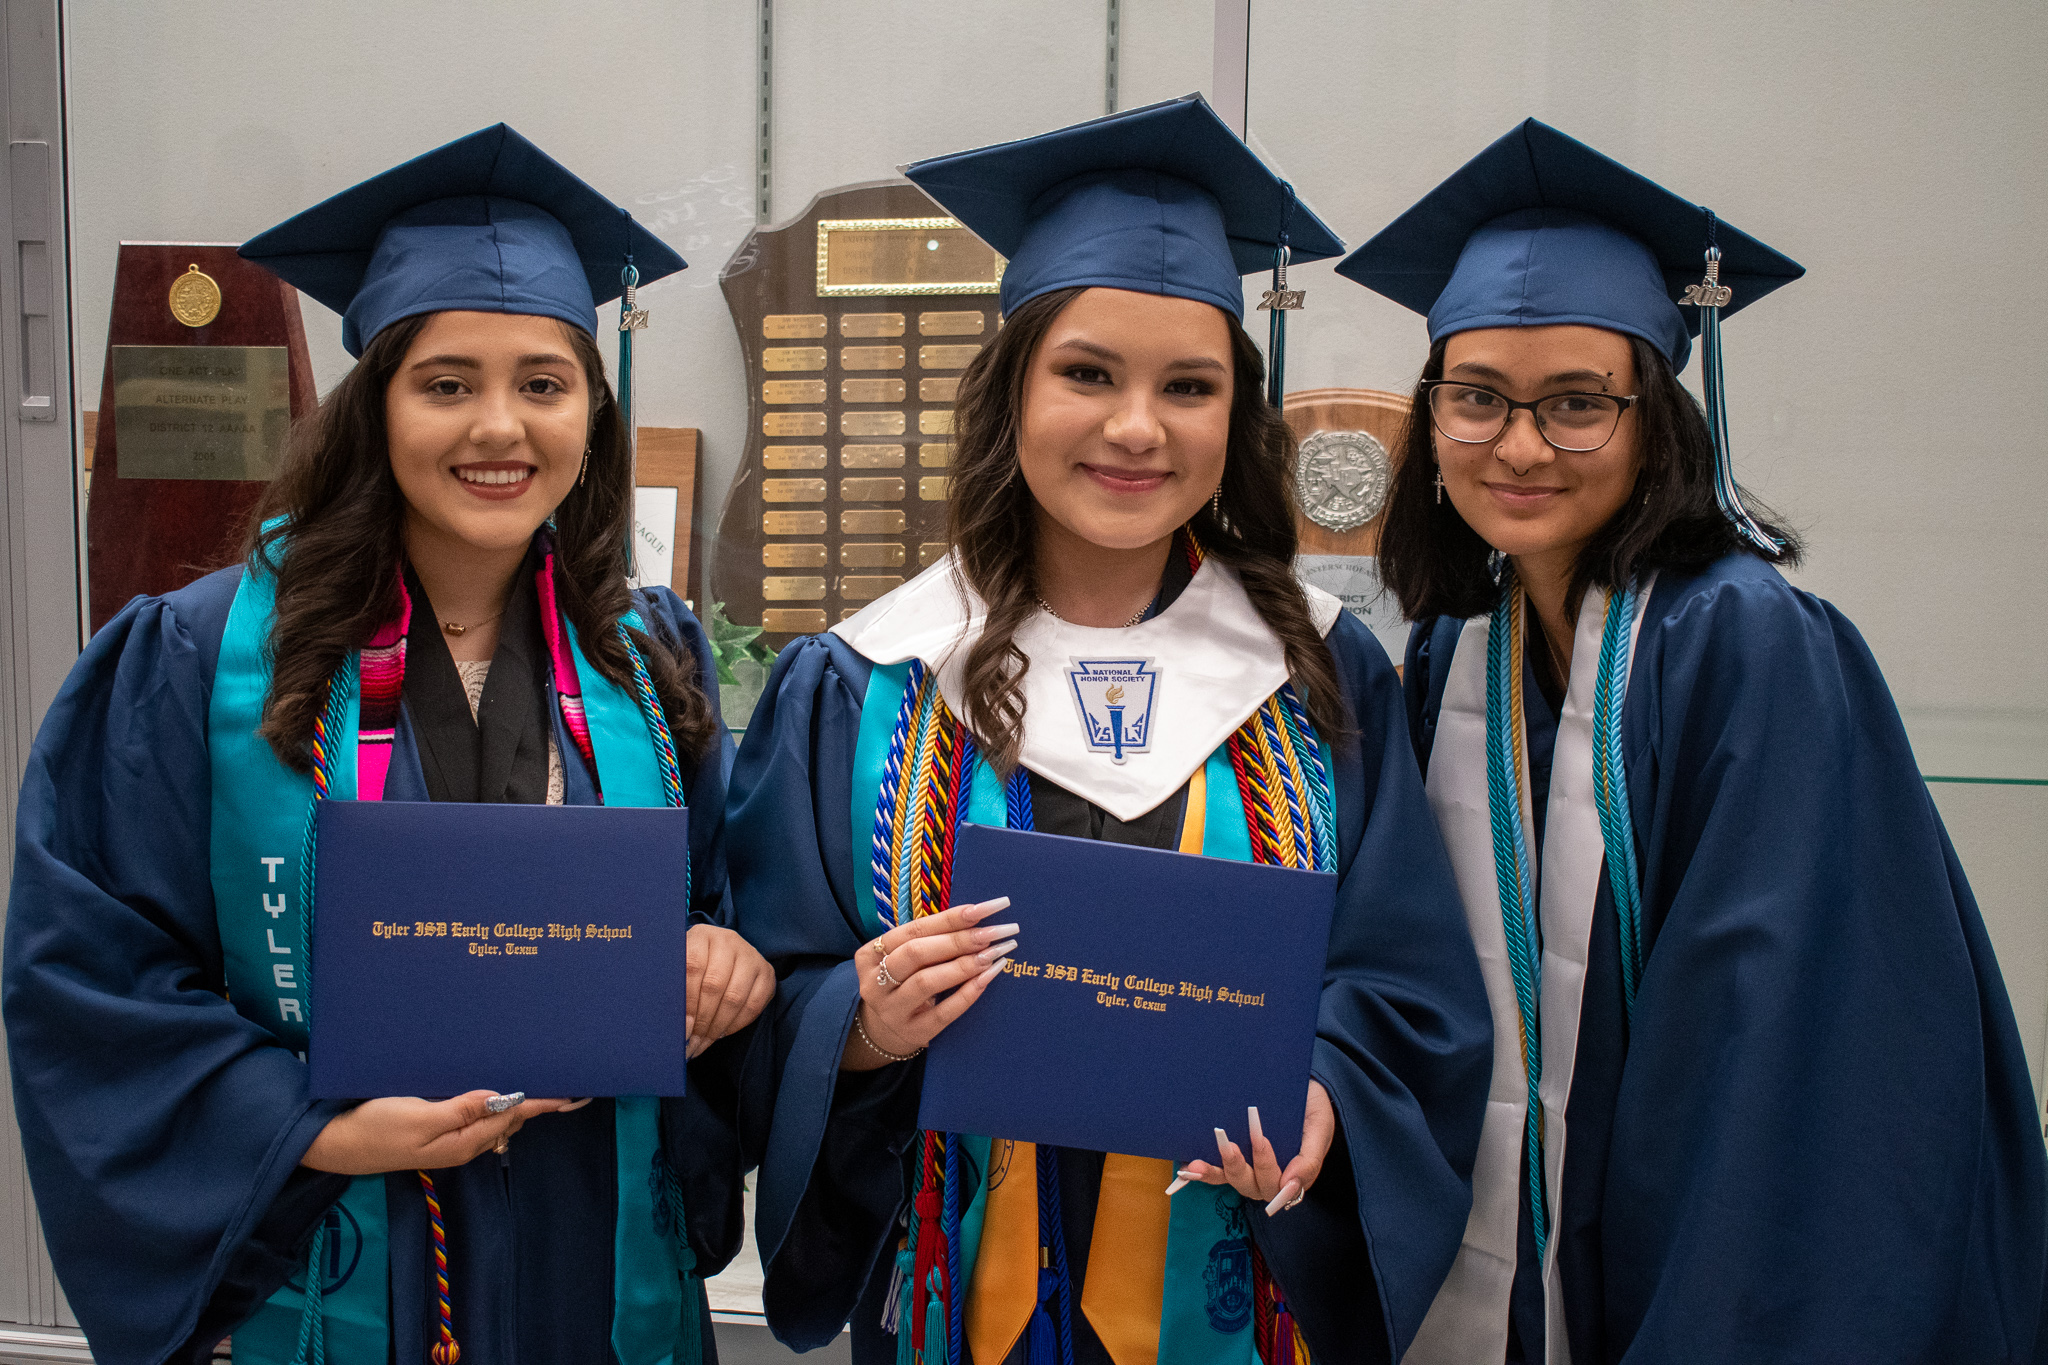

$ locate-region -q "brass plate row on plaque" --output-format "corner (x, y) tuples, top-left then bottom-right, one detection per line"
(755, 473), (954, 505)
(762, 573), (906, 601)
(764, 412), (958, 437)
(763, 542), (912, 569)
(764, 311), (993, 339)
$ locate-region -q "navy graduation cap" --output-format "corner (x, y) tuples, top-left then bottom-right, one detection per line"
(1338, 118), (1803, 553)
(902, 95), (1344, 396)
(240, 124), (685, 358)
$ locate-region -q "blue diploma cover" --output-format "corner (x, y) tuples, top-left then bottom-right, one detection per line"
(307, 801), (690, 1099)
(919, 823), (1337, 1162)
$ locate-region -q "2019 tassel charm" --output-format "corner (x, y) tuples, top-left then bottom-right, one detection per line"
(1257, 183), (1304, 412)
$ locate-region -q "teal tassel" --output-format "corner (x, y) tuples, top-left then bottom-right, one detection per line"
(924, 1268), (948, 1363)
(665, 1162), (706, 1362)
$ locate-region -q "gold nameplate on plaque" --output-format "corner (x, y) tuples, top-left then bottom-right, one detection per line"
(764, 412), (828, 436)
(919, 311), (985, 335)
(763, 346), (827, 371)
(764, 544), (828, 568)
(763, 314), (828, 338)
(167, 264), (223, 328)
(764, 445), (827, 470)
(841, 543), (906, 568)
(842, 411), (906, 436)
(816, 218), (1004, 298)
(840, 575), (904, 602)
(762, 478), (828, 503)
(843, 510), (906, 535)
(841, 445), (906, 469)
(763, 576), (827, 601)
(764, 511), (828, 535)
(841, 477), (906, 502)
(919, 378), (961, 403)
(919, 477), (952, 501)
(841, 345), (906, 371)
(919, 542), (949, 566)
(840, 313), (906, 337)
(112, 345), (289, 480)
(919, 443), (953, 467)
(919, 345), (982, 370)
(763, 609), (829, 632)
(919, 410), (955, 436)
(763, 380), (828, 405)
(842, 379), (906, 404)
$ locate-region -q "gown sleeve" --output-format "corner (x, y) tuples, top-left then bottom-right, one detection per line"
(1246, 612), (1493, 1365)
(1, 584), (353, 1365)
(633, 585), (750, 1275)
(727, 634), (928, 1351)
(1569, 564), (2048, 1362)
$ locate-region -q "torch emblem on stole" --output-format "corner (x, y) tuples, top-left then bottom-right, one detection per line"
(1066, 659), (1159, 764)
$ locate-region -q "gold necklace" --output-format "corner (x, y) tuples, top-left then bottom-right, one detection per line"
(1037, 595), (1150, 628)
(441, 609), (505, 638)
(1536, 618), (1570, 688)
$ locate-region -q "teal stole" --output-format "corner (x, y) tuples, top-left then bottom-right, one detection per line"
(851, 659), (1333, 1365)
(208, 556), (694, 1365)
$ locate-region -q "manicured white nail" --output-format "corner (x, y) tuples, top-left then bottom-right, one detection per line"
(1165, 1174), (1192, 1196)
(1247, 1106), (1264, 1146)
(976, 960), (1004, 984)
(981, 897), (1012, 911)
(979, 923), (1021, 941)
(1264, 1180), (1302, 1216)
(1214, 1127), (1232, 1155)
(977, 939), (1018, 964)
(485, 1092), (525, 1114)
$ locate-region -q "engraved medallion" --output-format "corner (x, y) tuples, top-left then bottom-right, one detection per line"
(167, 264), (223, 328)
(1295, 429), (1391, 534)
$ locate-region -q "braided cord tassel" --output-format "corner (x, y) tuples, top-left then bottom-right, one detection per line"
(1486, 585), (1547, 1259)
(1255, 700), (1313, 869)
(943, 1136), (965, 1365)
(1276, 686), (1337, 874)
(663, 1158), (706, 1364)
(871, 660), (927, 928)
(1592, 587), (1647, 1020)
(894, 675), (943, 927)
(289, 1218), (327, 1365)
(419, 1171), (459, 1363)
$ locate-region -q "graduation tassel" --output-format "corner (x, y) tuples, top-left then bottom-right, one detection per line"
(1686, 211), (1780, 556)
(290, 1218), (327, 1365)
(1257, 183), (1304, 413)
(618, 246), (649, 575)
(663, 1159), (706, 1364)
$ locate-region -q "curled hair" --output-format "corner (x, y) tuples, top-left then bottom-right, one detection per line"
(947, 286), (1347, 775)
(246, 314), (718, 771)
(1376, 333), (1803, 623)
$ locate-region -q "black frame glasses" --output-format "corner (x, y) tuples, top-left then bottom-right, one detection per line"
(1424, 381), (1639, 453)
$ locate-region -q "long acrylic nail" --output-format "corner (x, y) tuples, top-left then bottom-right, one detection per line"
(1214, 1127), (1233, 1158)
(1264, 1180), (1302, 1217)
(977, 939), (1018, 964)
(1247, 1106), (1265, 1147)
(961, 897), (1011, 922)
(485, 1092), (525, 1114)
(976, 960), (1005, 985)
(976, 923), (1021, 944)
(1165, 1173), (1193, 1196)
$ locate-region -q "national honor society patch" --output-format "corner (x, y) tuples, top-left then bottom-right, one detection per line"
(1066, 659), (1159, 763)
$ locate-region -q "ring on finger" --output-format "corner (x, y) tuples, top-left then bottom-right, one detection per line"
(876, 952), (903, 988)
(494, 1134), (510, 1155)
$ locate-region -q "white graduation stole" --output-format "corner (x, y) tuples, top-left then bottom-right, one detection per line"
(1404, 577), (1653, 1365)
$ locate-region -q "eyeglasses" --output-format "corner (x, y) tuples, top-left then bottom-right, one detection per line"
(1425, 382), (1638, 453)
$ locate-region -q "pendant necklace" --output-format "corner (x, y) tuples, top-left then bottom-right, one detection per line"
(442, 609), (504, 638)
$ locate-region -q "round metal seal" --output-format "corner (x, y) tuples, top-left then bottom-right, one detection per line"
(167, 263), (222, 328)
(1296, 428), (1391, 533)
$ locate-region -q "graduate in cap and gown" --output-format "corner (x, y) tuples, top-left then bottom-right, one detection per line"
(1340, 120), (2048, 1363)
(2, 125), (772, 1364)
(727, 95), (1492, 1365)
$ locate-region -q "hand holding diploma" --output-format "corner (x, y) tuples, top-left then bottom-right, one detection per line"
(301, 1091), (590, 1175)
(842, 898), (1018, 1071)
(1167, 1084), (1336, 1216)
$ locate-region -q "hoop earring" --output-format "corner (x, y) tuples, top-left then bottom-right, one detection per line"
(1435, 469), (1444, 505)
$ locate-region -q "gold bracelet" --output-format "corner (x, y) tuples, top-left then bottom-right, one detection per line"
(853, 1008), (923, 1064)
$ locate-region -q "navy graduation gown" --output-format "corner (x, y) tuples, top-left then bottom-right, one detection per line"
(727, 611), (1491, 1364)
(3, 564), (744, 1365)
(1405, 551), (2048, 1363)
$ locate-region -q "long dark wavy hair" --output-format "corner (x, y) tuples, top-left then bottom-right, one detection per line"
(1377, 333), (1803, 623)
(246, 313), (718, 771)
(947, 286), (1346, 775)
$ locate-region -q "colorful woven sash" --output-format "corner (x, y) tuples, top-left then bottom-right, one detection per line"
(850, 541), (1330, 1365)
(209, 534), (698, 1365)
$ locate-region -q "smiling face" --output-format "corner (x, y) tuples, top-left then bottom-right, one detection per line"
(1016, 287), (1235, 555)
(1434, 323), (1642, 562)
(383, 309), (593, 561)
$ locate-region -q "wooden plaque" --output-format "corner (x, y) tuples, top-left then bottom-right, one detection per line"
(632, 426), (702, 604)
(86, 244), (315, 632)
(1283, 386), (1411, 555)
(714, 182), (1004, 648)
